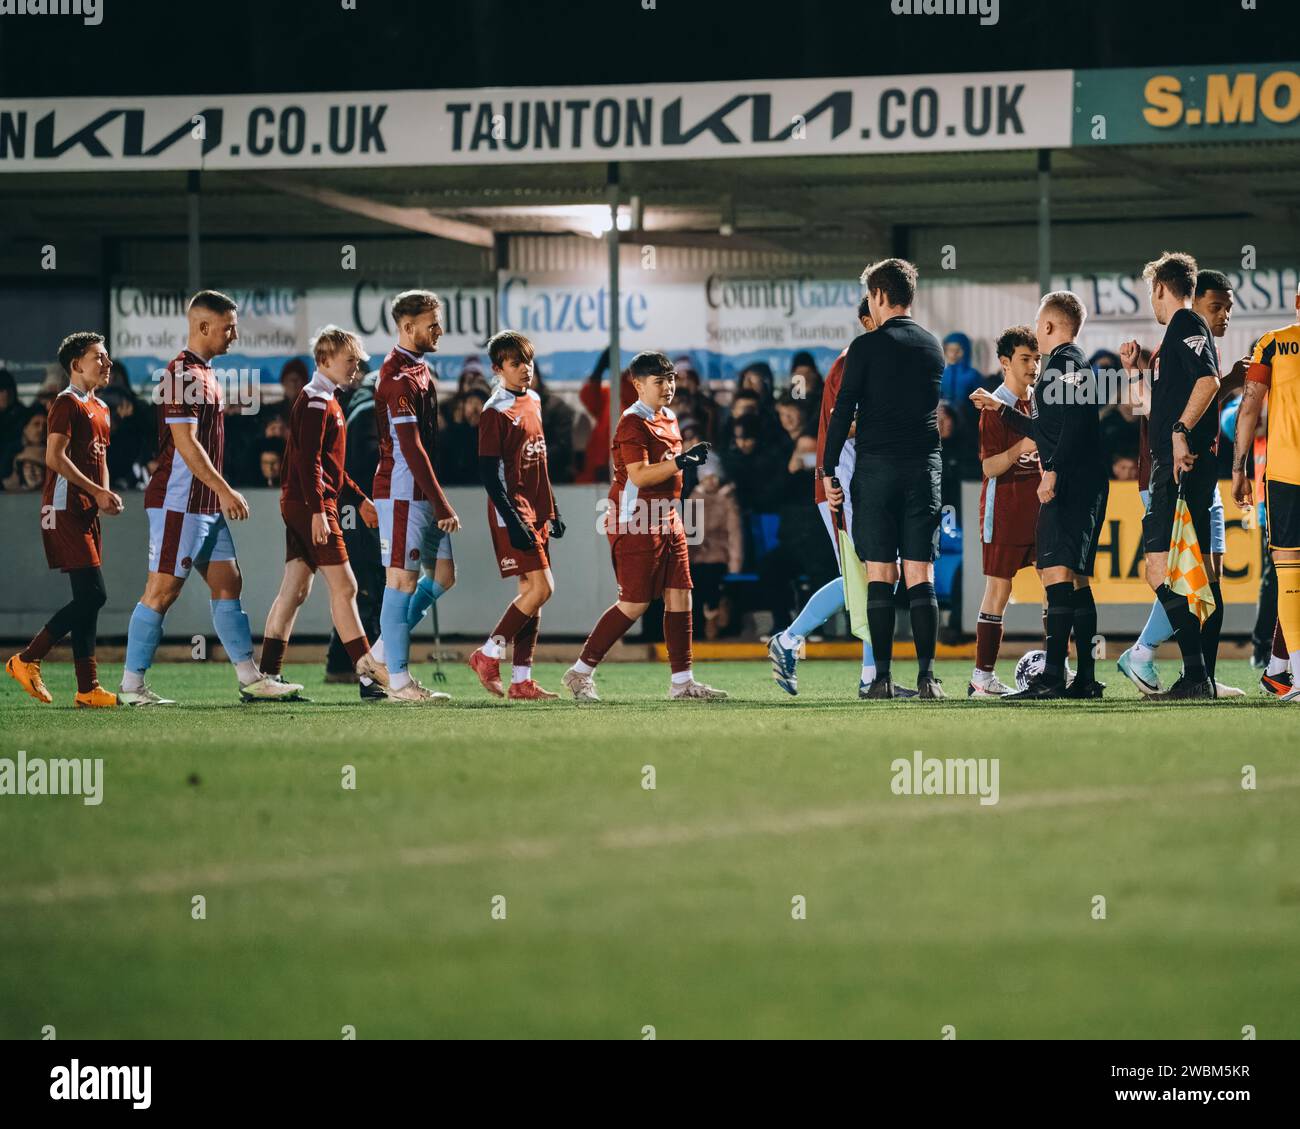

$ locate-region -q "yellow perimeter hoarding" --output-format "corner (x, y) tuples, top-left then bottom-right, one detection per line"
(1010, 481), (1262, 605)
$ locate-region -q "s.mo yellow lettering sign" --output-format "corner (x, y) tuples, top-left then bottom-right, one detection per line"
(1143, 67), (1300, 130)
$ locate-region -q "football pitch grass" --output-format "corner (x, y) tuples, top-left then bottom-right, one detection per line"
(2, 657), (1297, 1040)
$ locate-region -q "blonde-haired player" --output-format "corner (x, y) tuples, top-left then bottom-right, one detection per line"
(258, 326), (388, 692)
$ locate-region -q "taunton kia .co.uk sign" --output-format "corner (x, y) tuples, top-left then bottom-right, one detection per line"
(0, 63), (1293, 173)
(0, 71), (1073, 171)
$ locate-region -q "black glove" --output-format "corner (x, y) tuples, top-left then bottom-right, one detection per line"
(549, 513), (566, 539)
(506, 517), (537, 551)
(675, 441), (711, 470)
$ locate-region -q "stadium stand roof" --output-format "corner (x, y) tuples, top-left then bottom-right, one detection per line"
(4, 140), (1299, 273)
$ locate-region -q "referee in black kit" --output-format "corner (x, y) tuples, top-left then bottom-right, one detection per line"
(823, 258), (946, 700)
(972, 291), (1109, 700)
(1135, 251), (1223, 700)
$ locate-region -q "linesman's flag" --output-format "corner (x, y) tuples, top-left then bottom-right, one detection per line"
(828, 477), (871, 640)
(1167, 488), (1217, 625)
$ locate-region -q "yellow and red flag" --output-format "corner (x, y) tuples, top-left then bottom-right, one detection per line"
(1167, 491), (1217, 625)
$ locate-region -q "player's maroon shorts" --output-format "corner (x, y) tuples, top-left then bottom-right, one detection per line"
(42, 501), (101, 572)
(982, 541), (1035, 580)
(609, 529), (692, 602)
(489, 514), (550, 579)
(282, 501), (348, 570)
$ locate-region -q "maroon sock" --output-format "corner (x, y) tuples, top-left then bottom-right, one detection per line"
(343, 635), (370, 666)
(513, 615), (539, 669)
(580, 605), (637, 668)
(260, 637), (287, 677)
(20, 627), (55, 663)
(490, 603), (532, 654)
(1274, 619), (1289, 661)
(74, 656), (98, 694)
(975, 612), (1003, 673)
(664, 610), (693, 675)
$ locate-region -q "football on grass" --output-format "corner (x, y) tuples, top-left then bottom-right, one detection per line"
(1014, 649), (1074, 690)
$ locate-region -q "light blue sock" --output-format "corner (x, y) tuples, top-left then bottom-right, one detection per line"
(1137, 598), (1173, 649)
(125, 603), (165, 674)
(381, 588), (413, 674)
(861, 636), (876, 671)
(406, 575), (447, 628)
(210, 599), (254, 665)
(786, 578), (846, 639)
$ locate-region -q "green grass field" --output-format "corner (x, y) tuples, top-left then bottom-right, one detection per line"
(2, 657), (1298, 1040)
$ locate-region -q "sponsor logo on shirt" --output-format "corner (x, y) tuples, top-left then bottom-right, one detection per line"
(500, 557), (517, 569)
(1183, 335), (1208, 357)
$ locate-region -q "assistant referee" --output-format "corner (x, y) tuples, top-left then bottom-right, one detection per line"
(823, 258), (946, 700)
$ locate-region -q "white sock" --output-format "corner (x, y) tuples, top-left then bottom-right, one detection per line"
(971, 668), (993, 685)
(121, 670), (144, 692)
(671, 669), (693, 685)
(236, 660), (260, 684)
(390, 670), (411, 690)
(1130, 642), (1155, 663)
(371, 638), (385, 665)
(512, 665), (530, 684)
(861, 664), (876, 685)
(778, 629), (799, 650)
(572, 659), (595, 675)
(482, 636), (506, 660)
(1267, 653), (1289, 676)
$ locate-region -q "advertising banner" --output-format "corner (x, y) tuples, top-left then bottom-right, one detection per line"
(2, 70), (1073, 173)
(1073, 62), (1300, 146)
(110, 271), (868, 391)
(1007, 481), (1262, 607)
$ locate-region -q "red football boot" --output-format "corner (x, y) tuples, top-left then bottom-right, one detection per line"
(467, 648), (505, 697)
(507, 679), (558, 701)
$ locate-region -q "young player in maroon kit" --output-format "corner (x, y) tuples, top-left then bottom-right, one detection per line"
(562, 351), (725, 701)
(968, 326), (1043, 697)
(258, 327), (389, 691)
(467, 331), (563, 700)
(369, 290), (461, 704)
(6, 332), (123, 708)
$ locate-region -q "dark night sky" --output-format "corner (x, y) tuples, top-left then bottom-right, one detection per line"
(0, 0), (1295, 99)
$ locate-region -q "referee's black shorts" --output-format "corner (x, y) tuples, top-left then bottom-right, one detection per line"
(1142, 453), (1215, 557)
(850, 451), (942, 564)
(1037, 471), (1110, 576)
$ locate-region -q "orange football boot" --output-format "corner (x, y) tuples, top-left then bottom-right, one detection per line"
(75, 685), (119, 709)
(6, 654), (53, 704)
